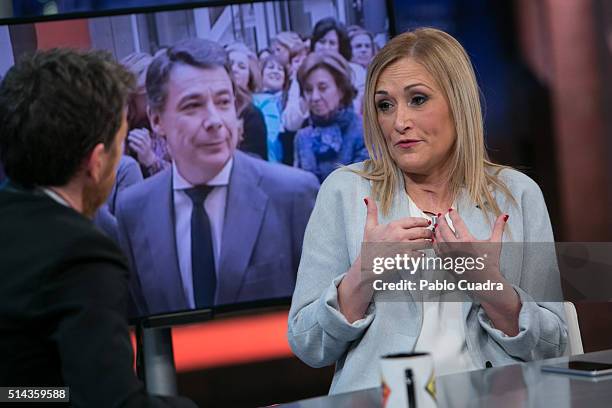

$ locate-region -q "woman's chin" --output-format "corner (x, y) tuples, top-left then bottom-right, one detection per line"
(394, 158), (430, 175)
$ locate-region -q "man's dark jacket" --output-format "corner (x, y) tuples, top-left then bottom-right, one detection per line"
(0, 182), (196, 407)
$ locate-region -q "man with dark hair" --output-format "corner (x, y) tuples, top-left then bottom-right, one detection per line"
(116, 39), (319, 315)
(0, 49), (196, 407)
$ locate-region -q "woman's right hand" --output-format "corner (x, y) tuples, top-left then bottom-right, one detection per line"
(127, 128), (156, 168)
(337, 197), (432, 323)
(363, 197), (433, 243)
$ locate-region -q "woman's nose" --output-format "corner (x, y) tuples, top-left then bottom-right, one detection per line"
(393, 104), (412, 133)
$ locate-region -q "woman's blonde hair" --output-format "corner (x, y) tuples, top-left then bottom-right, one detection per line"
(273, 31), (307, 59)
(358, 27), (513, 217)
(225, 42), (262, 94)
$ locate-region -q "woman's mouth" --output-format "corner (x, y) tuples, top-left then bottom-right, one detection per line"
(395, 139), (422, 148)
(311, 103), (326, 112)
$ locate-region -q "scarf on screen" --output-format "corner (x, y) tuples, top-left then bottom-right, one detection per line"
(308, 107), (356, 161)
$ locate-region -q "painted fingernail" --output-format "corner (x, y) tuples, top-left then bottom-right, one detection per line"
(364, 198), (368, 206)
(434, 223), (438, 229)
(437, 213), (442, 217)
(427, 220), (432, 225)
(503, 214), (509, 222)
(448, 208), (453, 212)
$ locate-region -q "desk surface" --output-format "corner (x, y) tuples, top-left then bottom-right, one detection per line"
(278, 350), (612, 408)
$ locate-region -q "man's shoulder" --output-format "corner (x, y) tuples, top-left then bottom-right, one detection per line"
(118, 154), (140, 171)
(237, 152), (320, 192)
(117, 168), (170, 212)
(1, 190), (126, 267)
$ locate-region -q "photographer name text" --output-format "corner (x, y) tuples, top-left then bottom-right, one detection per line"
(373, 279), (504, 291)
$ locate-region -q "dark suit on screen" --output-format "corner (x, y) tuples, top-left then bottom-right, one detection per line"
(0, 183), (196, 407)
(116, 150), (319, 316)
(94, 155), (144, 243)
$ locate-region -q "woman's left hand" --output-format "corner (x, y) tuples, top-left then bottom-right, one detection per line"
(433, 209), (507, 288)
(433, 209), (521, 335)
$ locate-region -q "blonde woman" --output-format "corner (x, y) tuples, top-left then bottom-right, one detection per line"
(288, 28), (567, 394)
(226, 42), (262, 94)
(225, 42), (268, 160)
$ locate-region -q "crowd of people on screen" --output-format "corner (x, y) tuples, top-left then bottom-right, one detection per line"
(120, 18), (378, 185)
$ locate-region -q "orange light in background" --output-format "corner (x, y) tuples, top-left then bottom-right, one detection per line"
(35, 19), (91, 50)
(172, 310), (292, 371)
(130, 311), (293, 372)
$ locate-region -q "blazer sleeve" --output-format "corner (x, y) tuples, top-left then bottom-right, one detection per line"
(287, 170), (375, 368)
(477, 173), (568, 361)
(45, 233), (196, 408)
(115, 197), (149, 318)
(117, 157), (144, 194)
(93, 204), (120, 244)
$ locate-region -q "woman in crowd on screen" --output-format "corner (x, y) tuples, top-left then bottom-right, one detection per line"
(311, 17), (366, 113)
(225, 42), (268, 160)
(252, 55), (290, 162)
(269, 31), (311, 134)
(121, 52), (171, 177)
(293, 51), (367, 182)
(348, 26), (376, 69)
(288, 28), (567, 395)
(270, 31), (303, 68)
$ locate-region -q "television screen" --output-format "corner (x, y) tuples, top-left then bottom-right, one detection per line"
(0, 0), (392, 320)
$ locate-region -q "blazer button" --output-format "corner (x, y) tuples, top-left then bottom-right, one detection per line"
(485, 361), (493, 368)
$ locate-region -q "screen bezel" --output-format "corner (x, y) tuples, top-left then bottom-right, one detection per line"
(0, 0), (397, 37)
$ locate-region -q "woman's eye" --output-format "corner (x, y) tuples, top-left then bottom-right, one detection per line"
(376, 101), (393, 112)
(411, 94), (428, 106)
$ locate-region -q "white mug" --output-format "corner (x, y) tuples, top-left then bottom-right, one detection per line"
(380, 352), (437, 408)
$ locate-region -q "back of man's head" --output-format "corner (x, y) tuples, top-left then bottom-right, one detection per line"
(0, 49), (135, 188)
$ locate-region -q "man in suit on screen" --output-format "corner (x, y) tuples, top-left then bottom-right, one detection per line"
(116, 39), (319, 316)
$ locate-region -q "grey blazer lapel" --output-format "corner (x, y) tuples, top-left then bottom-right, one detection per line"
(216, 152), (268, 304)
(144, 169), (188, 311)
(456, 189), (492, 240)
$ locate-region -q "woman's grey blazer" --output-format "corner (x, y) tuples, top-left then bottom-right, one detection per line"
(287, 163), (568, 394)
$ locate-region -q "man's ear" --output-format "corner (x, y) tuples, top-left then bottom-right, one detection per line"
(148, 105), (164, 136)
(85, 143), (107, 184)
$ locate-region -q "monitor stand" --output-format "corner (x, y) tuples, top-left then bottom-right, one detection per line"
(136, 326), (177, 395)
(135, 309), (214, 396)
